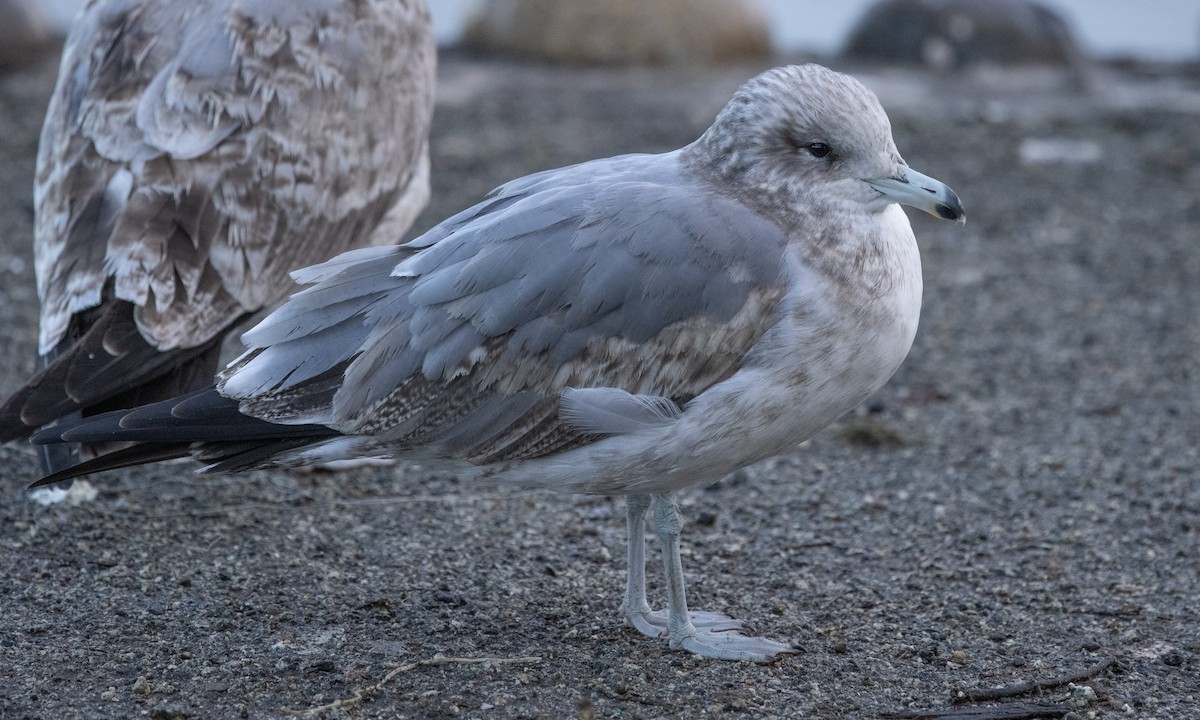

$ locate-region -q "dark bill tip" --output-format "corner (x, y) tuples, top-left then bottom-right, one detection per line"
(867, 167), (966, 224)
(935, 201), (963, 223)
(933, 185), (966, 224)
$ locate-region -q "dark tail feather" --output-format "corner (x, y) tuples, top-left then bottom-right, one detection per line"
(31, 387), (342, 484)
(31, 442), (194, 488)
(32, 327), (80, 473)
(34, 388), (332, 445)
(0, 301), (243, 461)
(27, 335), (223, 477)
(0, 343), (72, 446)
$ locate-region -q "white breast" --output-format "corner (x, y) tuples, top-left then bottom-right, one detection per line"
(647, 204), (924, 490)
(485, 206), (923, 496)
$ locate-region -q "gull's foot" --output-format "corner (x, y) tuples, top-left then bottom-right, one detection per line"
(623, 608), (795, 661)
(624, 608), (749, 639)
(675, 627), (798, 663)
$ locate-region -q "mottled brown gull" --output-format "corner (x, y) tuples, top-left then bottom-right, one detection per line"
(33, 64), (964, 661)
(0, 0), (435, 473)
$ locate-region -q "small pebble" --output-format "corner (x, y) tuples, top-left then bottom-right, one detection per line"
(1069, 683), (1097, 708)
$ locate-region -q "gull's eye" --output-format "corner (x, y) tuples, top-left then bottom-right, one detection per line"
(806, 142), (832, 158)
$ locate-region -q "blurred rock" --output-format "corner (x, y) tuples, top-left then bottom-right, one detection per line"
(1017, 137), (1101, 166)
(842, 0), (1084, 71)
(0, 0), (58, 74)
(464, 0), (771, 66)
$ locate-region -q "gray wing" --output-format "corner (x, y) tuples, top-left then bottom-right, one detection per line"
(220, 153), (788, 463)
(34, 0), (435, 354)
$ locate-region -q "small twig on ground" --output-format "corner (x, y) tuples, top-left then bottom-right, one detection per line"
(881, 703), (1068, 719)
(794, 540), (836, 549)
(951, 656), (1114, 704)
(288, 653), (541, 717)
(1059, 607), (1141, 618)
(590, 683), (671, 708)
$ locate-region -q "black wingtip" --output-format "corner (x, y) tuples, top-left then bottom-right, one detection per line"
(28, 442), (194, 488)
(0, 395), (37, 444)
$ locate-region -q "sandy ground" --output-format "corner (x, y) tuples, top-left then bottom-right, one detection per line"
(1, 51), (1198, 719)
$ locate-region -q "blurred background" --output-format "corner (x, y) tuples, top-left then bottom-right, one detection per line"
(24, 0), (1200, 62)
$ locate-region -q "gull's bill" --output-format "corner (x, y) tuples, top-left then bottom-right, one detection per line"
(868, 166), (966, 223)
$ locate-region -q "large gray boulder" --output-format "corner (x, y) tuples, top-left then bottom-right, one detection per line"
(464, 0), (771, 66)
(842, 0), (1084, 70)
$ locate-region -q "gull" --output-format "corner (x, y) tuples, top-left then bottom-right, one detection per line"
(32, 64), (964, 661)
(0, 0), (436, 474)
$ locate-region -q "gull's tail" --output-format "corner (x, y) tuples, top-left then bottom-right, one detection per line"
(0, 301), (240, 475)
(29, 387), (340, 487)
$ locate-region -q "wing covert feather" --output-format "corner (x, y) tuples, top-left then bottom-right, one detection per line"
(222, 152), (790, 462)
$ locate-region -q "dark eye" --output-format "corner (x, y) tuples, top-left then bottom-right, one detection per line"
(806, 142), (832, 158)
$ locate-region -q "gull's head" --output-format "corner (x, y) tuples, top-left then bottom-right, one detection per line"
(693, 64), (964, 224)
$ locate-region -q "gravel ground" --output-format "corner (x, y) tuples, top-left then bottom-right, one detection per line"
(1, 52), (1198, 720)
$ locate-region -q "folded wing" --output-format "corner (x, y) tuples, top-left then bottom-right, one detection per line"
(220, 153), (790, 465)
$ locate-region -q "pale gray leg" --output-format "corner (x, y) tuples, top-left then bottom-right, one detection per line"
(621, 494), (733, 636)
(644, 493), (798, 662)
(619, 493), (662, 636)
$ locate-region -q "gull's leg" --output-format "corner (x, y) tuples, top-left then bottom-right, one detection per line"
(648, 493), (798, 662)
(620, 494), (745, 637)
(619, 493), (662, 637)
(621, 493), (744, 638)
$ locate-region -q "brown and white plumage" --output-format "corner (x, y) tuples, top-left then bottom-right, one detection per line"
(34, 65), (964, 661)
(0, 0), (435, 468)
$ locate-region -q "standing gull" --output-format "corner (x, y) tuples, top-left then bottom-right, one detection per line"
(0, 0), (436, 473)
(34, 64), (964, 661)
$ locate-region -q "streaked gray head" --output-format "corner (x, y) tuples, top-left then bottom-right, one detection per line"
(692, 64), (964, 223)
